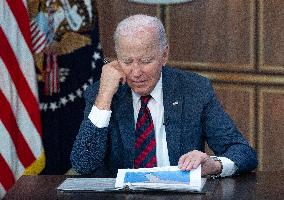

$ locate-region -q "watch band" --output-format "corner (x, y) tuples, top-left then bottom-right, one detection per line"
(210, 156), (223, 179)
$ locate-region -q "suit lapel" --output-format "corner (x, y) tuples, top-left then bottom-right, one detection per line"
(162, 67), (183, 165)
(114, 85), (135, 168)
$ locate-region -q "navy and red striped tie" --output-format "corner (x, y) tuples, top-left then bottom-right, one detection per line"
(134, 95), (157, 168)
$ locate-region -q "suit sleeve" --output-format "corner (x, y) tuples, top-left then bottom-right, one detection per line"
(202, 81), (258, 174)
(70, 85), (109, 175)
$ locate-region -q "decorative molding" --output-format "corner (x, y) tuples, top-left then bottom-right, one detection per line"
(259, 65), (284, 73)
(258, 0), (284, 73)
(249, 0), (256, 70)
(156, 4), (161, 19)
(165, 4), (170, 46)
(169, 61), (255, 72)
(193, 71), (284, 86)
(258, 88), (264, 171)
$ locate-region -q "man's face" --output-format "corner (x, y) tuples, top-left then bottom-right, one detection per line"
(117, 31), (168, 96)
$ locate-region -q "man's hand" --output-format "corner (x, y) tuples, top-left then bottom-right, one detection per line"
(95, 60), (126, 110)
(178, 150), (222, 176)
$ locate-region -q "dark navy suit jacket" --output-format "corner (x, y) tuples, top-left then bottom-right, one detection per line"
(71, 66), (257, 176)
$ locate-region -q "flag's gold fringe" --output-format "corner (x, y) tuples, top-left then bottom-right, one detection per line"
(27, 0), (40, 19)
(58, 32), (91, 55)
(23, 151), (45, 175)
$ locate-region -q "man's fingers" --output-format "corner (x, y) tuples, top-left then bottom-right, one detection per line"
(178, 154), (187, 167)
(185, 159), (195, 171)
(186, 157), (203, 170)
(179, 154), (201, 171)
(192, 158), (202, 169)
(178, 150), (211, 171)
(181, 156), (192, 170)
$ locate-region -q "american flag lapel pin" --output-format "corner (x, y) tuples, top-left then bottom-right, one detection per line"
(172, 101), (178, 106)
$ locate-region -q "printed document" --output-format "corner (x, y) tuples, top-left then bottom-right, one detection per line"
(115, 165), (206, 192)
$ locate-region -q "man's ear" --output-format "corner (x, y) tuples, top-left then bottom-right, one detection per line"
(162, 45), (169, 66)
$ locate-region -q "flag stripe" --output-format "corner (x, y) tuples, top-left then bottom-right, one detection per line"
(0, 90), (36, 167)
(0, 121), (25, 179)
(6, 0), (32, 51)
(50, 55), (54, 94)
(0, 1), (38, 98)
(54, 55), (59, 93)
(31, 22), (37, 33)
(33, 38), (47, 54)
(0, 154), (15, 192)
(0, 58), (42, 159)
(0, 28), (42, 135)
(33, 35), (46, 52)
(32, 29), (41, 42)
(32, 33), (45, 46)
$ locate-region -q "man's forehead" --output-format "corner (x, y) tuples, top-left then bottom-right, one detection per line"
(119, 26), (157, 38)
(117, 36), (160, 54)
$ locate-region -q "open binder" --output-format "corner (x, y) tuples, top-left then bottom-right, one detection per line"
(115, 166), (205, 192)
(57, 166), (206, 193)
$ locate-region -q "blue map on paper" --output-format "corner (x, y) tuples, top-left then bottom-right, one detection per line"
(124, 170), (190, 184)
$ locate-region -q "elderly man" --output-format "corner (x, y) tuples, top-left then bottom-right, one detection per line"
(71, 14), (257, 178)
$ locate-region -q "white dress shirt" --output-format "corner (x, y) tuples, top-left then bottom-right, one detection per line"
(88, 76), (237, 177)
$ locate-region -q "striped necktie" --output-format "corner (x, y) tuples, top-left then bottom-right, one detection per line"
(134, 95), (157, 168)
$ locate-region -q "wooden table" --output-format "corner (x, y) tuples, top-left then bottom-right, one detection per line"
(4, 171), (284, 200)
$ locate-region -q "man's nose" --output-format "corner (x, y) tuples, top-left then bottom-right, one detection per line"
(131, 64), (143, 77)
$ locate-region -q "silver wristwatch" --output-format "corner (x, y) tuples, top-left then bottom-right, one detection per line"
(210, 156), (223, 179)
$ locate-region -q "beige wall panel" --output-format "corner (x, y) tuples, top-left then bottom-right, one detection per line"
(167, 0), (255, 71)
(212, 84), (256, 147)
(258, 88), (284, 171)
(259, 0), (284, 72)
(96, 0), (158, 58)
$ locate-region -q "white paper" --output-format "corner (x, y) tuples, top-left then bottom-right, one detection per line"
(57, 178), (117, 192)
(115, 165), (206, 192)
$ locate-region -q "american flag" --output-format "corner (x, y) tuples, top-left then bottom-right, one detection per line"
(30, 9), (60, 95)
(0, 0), (45, 198)
(30, 12), (48, 54)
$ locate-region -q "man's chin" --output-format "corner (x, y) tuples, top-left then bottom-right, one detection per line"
(132, 87), (149, 96)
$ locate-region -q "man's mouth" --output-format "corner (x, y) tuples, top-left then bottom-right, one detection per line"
(133, 79), (146, 83)
(132, 80), (146, 86)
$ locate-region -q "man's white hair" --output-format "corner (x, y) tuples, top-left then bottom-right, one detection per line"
(113, 14), (167, 53)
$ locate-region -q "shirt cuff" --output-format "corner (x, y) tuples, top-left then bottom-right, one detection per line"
(88, 105), (112, 128)
(218, 157), (238, 177)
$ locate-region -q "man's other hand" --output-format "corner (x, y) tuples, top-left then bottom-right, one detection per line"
(178, 150), (222, 176)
